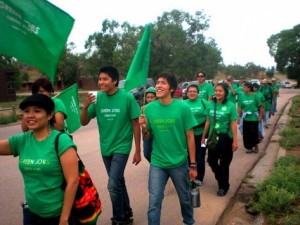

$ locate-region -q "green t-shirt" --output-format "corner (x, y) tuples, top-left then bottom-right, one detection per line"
(52, 98), (67, 132)
(184, 98), (207, 135)
(87, 89), (141, 156)
(271, 83), (280, 101)
(205, 101), (238, 138)
(197, 82), (214, 100)
(236, 83), (244, 100)
(145, 99), (197, 169)
(258, 87), (272, 111)
(238, 93), (262, 121)
(9, 130), (76, 218)
(227, 84), (238, 103)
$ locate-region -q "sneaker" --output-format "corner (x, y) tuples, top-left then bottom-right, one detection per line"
(246, 148), (253, 153)
(254, 145), (259, 153)
(124, 211), (133, 225)
(217, 189), (228, 197)
(194, 180), (203, 186)
(111, 220), (125, 225)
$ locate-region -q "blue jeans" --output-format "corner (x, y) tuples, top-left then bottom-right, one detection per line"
(102, 153), (132, 221)
(148, 161), (195, 225)
(143, 137), (153, 162)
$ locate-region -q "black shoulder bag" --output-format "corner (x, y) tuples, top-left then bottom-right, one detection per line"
(207, 102), (219, 150)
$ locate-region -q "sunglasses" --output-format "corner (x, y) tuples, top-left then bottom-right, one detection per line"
(197, 75), (205, 78)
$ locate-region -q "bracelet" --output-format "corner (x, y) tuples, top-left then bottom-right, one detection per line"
(189, 166), (197, 170)
(189, 163), (197, 168)
(142, 129), (149, 135)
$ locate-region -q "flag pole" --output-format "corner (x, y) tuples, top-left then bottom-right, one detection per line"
(142, 86), (146, 110)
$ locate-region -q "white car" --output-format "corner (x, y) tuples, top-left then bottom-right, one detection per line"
(280, 81), (292, 88)
(251, 79), (261, 86)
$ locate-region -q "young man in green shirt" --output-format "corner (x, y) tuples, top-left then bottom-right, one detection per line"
(139, 71), (197, 225)
(80, 66), (141, 225)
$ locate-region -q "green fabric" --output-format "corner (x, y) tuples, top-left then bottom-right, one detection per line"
(57, 84), (81, 133)
(145, 99), (197, 169)
(271, 83), (280, 101)
(205, 101), (238, 138)
(9, 130), (76, 217)
(184, 98), (207, 135)
(227, 84), (238, 103)
(52, 98), (67, 132)
(259, 85), (272, 111)
(0, 0), (74, 83)
(197, 82), (214, 100)
(238, 93), (262, 121)
(125, 24), (151, 91)
(88, 89), (141, 156)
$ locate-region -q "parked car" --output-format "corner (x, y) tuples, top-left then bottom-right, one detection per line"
(280, 81), (292, 89)
(250, 79), (261, 86)
(174, 81), (190, 98)
(118, 78), (155, 105)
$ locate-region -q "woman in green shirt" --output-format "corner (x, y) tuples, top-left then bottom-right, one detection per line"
(184, 84), (208, 186)
(22, 77), (68, 132)
(237, 82), (263, 153)
(0, 94), (78, 225)
(201, 83), (238, 197)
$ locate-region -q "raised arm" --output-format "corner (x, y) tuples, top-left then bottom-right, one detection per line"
(80, 93), (95, 126)
(0, 139), (12, 155)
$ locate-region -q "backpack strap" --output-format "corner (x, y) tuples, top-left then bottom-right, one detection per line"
(55, 133), (64, 156)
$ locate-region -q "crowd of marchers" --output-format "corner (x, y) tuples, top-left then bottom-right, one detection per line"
(0, 67), (280, 225)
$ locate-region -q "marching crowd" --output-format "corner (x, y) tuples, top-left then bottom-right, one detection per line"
(0, 66), (280, 225)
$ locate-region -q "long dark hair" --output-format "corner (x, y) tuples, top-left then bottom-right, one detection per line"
(214, 83), (228, 104)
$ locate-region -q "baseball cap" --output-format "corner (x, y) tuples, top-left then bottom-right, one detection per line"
(271, 78), (276, 81)
(146, 87), (156, 94)
(19, 94), (55, 113)
(262, 79), (268, 84)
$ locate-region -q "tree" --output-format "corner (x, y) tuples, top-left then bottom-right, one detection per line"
(267, 24), (300, 86)
(83, 10), (222, 82)
(56, 42), (81, 88)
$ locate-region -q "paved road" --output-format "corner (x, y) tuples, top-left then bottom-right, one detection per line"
(0, 88), (299, 225)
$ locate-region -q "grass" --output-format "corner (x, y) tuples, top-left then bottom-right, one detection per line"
(247, 94), (300, 225)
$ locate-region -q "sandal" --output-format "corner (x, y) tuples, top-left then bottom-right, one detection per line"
(217, 189), (227, 197)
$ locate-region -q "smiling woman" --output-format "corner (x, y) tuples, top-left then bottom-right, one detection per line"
(0, 94), (79, 224)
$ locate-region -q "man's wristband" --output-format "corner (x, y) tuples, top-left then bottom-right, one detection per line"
(142, 129), (149, 135)
(190, 163), (197, 168)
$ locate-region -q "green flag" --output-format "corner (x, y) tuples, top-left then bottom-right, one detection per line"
(124, 24), (152, 92)
(58, 84), (81, 134)
(0, 0), (74, 83)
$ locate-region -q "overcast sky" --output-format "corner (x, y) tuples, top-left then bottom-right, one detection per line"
(49, 0), (300, 68)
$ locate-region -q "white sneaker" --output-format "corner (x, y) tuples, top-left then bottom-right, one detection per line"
(194, 180), (202, 186)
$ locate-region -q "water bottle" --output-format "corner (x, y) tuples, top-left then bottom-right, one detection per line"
(190, 181), (201, 208)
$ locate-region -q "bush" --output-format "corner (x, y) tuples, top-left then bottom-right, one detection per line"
(248, 155), (300, 219)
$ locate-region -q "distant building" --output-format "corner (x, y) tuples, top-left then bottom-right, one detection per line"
(0, 69), (16, 102)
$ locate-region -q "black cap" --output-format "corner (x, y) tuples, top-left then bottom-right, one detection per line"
(19, 94), (55, 113)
